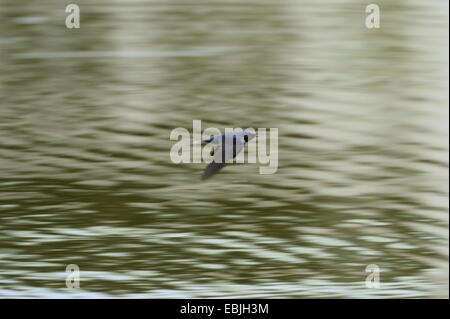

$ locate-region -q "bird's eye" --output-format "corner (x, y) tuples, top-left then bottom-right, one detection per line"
(244, 135), (249, 142)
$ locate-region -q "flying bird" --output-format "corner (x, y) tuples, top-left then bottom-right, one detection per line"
(198, 130), (256, 180)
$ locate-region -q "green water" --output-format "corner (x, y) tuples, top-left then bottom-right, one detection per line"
(0, 0), (448, 298)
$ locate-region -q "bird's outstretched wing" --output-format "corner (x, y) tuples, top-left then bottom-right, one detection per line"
(201, 138), (245, 180)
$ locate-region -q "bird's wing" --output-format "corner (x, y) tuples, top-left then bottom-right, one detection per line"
(201, 138), (245, 180)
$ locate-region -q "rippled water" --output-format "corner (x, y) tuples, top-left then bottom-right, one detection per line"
(0, 0), (448, 298)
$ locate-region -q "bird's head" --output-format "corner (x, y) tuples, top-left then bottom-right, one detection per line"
(242, 130), (257, 143)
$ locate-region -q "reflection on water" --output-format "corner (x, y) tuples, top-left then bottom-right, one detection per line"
(0, 0), (448, 298)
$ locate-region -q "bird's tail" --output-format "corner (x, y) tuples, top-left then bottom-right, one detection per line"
(193, 136), (214, 145)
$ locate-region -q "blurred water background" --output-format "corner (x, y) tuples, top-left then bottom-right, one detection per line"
(0, 0), (448, 298)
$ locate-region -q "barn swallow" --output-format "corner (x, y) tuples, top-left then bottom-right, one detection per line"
(199, 130), (256, 180)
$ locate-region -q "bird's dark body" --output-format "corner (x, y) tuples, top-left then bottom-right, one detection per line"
(201, 135), (239, 181)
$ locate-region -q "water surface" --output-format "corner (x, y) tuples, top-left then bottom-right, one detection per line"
(0, 0), (448, 298)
